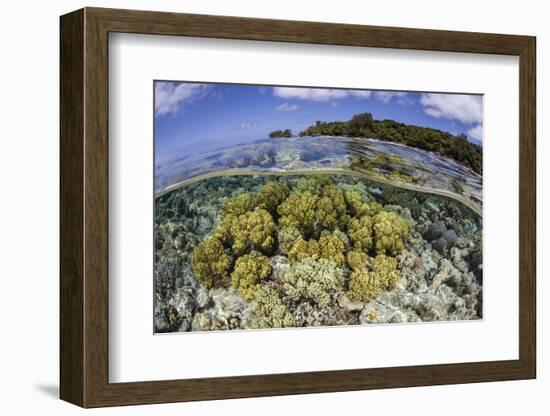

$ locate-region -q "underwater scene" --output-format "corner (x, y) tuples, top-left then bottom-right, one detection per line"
(154, 82), (483, 333)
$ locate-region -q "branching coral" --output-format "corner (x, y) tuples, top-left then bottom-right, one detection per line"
(278, 226), (303, 255)
(191, 237), (232, 288)
(373, 210), (410, 255)
(348, 254), (398, 302)
(249, 286), (296, 328)
(347, 214), (374, 253)
(221, 192), (257, 218)
(216, 209), (276, 256)
(231, 251), (272, 300)
(256, 181), (289, 214)
(281, 258), (345, 307)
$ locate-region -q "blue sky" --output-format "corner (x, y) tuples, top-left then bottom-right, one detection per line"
(155, 81), (483, 160)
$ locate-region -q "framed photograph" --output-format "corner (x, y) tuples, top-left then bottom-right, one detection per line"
(60, 7), (536, 408)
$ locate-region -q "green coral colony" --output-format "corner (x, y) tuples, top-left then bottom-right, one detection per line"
(154, 172), (482, 332)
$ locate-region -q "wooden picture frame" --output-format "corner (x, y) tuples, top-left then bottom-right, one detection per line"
(60, 7), (536, 408)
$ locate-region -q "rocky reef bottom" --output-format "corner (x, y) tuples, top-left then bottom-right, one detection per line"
(154, 174), (482, 333)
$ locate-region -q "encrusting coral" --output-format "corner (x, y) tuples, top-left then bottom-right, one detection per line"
(190, 174), (411, 328)
(231, 251), (272, 300)
(191, 237), (232, 288)
(249, 286), (296, 328)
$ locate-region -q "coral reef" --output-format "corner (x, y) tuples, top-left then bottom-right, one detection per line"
(373, 210), (410, 255)
(215, 208), (276, 256)
(348, 254), (398, 302)
(156, 173), (483, 332)
(281, 258), (345, 307)
(278, 226), (302, 255)
(191, 237), (232, 288)
(256, 181), (289, 214)
(278, 191), (319, 236)
(231, 251), (272, 300)
(348, 214), (374, 253)
(221, 192), (257, 218)
(318, 234), (346, 267)
(249, 286), (295, 328)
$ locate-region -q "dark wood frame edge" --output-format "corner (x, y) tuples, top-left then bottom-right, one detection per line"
(60, 7), (536, 408)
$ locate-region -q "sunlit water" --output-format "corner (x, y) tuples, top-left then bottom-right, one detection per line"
(156, 136), (482, 212)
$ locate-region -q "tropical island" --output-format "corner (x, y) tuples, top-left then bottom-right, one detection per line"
(268, 129), (294, 138)
(269, 112), (482, 175)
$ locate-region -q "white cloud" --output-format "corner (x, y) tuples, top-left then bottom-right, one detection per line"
(240, 122), (256, 129)
(420, 93), (482, 125)
(467, 125), (483, 142)
(276, 103), (299, 112)
(349, 90), (372, 99)
(273, 87), (347, 101)
(273, 87), (371, 102)
(374, 91), (408, 104)
(155, 82), (210, 117)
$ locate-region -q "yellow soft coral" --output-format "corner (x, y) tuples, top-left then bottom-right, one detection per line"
(373, 210), (410, 255)
(346, 249), (369, 271)
(191, 237), (232, 288)
(318, 234), (346, 267)
(348, 254), (398, 302)
(231, 251), (272, 300)
(256, 181), (289, 214)
(288, 238), (319, 263)
(278, 191), (319, 235)
(348, 214), (374, 253)
(215, 209), (276, 256)
(221, 192), (257, 218)
(315, 184), (349, 230)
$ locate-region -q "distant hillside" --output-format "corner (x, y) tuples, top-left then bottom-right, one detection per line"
(298, 112), (482, 175)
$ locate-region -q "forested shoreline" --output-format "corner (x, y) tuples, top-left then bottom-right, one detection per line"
(269, 112), (482, 175)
